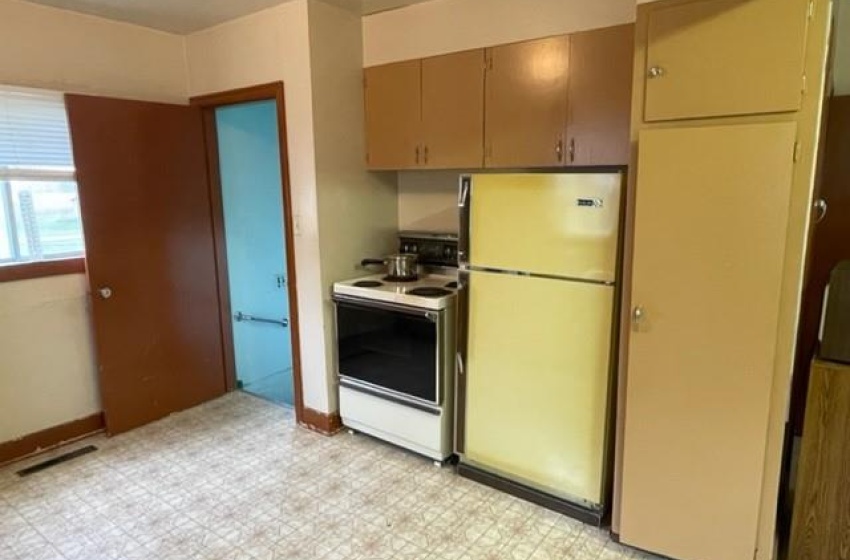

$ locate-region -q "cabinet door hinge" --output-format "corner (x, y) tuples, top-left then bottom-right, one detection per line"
(484, 50), (494, 72)
(793, 141), (802, 162)
(802, 73), (808, 96)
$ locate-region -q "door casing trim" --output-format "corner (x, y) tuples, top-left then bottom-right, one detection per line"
(191, 82), (306, 425)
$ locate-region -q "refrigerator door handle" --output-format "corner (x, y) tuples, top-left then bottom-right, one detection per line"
(456, 352), (465, 376)
(458, 176), (470, 208)
(458, 175), (471, 263)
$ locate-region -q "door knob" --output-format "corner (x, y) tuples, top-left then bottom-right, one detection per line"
(99, 287), (113, 299)
(632, 306), (645, 331)
(814, 198), (828, 224)
(647, 66), (666, 79)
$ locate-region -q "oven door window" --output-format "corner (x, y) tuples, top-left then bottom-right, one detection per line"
(336, 302), (438, 404)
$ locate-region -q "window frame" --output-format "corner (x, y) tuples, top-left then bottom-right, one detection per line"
(0, 85), (86, 282)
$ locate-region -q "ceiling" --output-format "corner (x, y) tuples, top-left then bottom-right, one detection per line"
(20, 0), (434, 34)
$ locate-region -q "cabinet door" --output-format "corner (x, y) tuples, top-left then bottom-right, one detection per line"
(619, 122), (797, 560)
(364, 60), (421, 169)
(567, 24), (634, 166)
(644, 0), (810, 121)
(421, 50), (485, 169)
(484, 36), (570, 168)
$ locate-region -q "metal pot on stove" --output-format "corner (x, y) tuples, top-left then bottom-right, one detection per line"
(361, 253), (419, 281)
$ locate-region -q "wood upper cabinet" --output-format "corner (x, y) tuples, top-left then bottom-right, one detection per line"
(364, 59), (421, 169)
(421, 50), (485, 169)
(364, 50), (484, 170)
(567, 24), (634, 166)
(484, 35), (570, 168)
(643, 0), (810, 122)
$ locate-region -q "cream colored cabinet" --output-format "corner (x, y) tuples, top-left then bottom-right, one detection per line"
(643, 0), (811, 122)
(364, 50), (485, 170)
(619, 122), (798, 560)
(484, 36), (570, 168)
(567, 24), (634, 166)
(364, 60), (421, 169)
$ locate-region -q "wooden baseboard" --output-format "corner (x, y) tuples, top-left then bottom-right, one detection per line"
(0, 413), (105, 465)
(298, 407), (342, 435)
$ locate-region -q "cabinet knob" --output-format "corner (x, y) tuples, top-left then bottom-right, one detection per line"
(556, 139), (564, 162)
(648, 66), (666, 79)
(99, 287), (113, 300)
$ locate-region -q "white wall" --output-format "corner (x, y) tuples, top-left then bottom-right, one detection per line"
(307, 0), (398, 410)
(0, 0), (187, 102)
(397, 171), (460, 233)
(0, 276), (99, 442)
(185, 0), (335, 413)
(362, 0), (635, 66)
(0, 0), (188, 442)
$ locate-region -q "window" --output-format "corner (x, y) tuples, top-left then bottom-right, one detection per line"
(0, 86), (83, 265)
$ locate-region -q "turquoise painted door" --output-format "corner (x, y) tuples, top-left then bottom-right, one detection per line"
(216, 100), (293, 406)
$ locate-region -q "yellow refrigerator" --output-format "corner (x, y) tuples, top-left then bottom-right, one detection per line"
(456, 172), (623, 523)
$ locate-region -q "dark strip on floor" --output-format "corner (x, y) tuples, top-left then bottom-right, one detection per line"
(16, 445), (98, 477)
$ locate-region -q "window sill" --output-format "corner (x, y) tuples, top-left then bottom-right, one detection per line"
(0, 258), (86, 283)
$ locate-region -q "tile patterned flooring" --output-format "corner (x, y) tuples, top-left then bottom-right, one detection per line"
(0, 393), (656, 560)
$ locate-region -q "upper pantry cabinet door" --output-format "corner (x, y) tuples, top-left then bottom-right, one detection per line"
(644, 0), (810, 122)
(421, 49), (485, 169)
(567, 24), (635, 166)
(484, 35), (570, 168)
(364, 60), (421, 169)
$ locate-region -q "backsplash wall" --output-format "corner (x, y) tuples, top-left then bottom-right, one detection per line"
(397, 170), (461, 233)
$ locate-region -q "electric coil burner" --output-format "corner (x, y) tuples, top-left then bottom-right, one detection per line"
(408, 287), (452, 297)
(332, 232), (459, 461)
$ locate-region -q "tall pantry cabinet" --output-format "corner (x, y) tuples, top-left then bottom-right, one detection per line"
(615, 1), (832, 560)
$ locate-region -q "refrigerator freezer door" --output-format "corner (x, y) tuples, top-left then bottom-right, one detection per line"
(462, 270), (614, 506)
(469, 173), (622, 282)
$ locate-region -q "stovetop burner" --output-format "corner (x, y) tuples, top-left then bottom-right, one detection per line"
(353, 280), (383, 288)
(408, 287), (452, 297)
(384, 275), (418, 283)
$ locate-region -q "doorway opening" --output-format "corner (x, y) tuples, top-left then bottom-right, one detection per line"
(192, 84), (304, 417)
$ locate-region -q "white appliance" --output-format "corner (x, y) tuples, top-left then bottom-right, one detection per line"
(456, 172), (624, 524)
(332, 233), (458, 461)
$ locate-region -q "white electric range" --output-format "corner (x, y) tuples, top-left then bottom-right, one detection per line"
(332, 233), (459, 461)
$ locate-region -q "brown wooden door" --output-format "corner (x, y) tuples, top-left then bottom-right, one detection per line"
(66, 95), (225, 435)
(364, 60), (422, 169)
(643, 0), (810, 122)
(421, 49), (485, 169)
(484, 35), (570, 168)
(567, 24), (634, 166)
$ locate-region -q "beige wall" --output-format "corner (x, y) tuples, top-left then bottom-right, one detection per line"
(185, 0), (337, 413)
(0, 0), (188, 442)
(0, 276), (98, 442)
(307, 0), (398, 410)
(0, 0), (186, 102)
(397, 171), (460, 233)
(362, 0), (635, 66)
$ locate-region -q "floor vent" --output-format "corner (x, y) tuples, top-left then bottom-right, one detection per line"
(16, 445), (98, 477)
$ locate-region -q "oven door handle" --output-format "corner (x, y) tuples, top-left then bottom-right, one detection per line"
(333, 294), (439, 320)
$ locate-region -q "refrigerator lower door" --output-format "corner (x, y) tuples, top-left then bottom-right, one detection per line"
(462, 270), (614, 507)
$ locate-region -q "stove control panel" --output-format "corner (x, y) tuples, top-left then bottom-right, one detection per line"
(399, 231), (458, 268)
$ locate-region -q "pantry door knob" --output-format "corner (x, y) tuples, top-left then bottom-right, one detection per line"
(99, 287), (113, 299)
(647, 66), (666, 79)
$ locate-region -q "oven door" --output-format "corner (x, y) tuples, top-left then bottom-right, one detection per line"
(334, 295), (442, 410)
